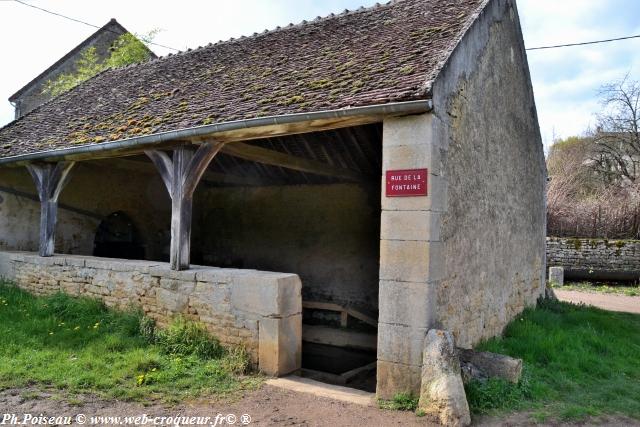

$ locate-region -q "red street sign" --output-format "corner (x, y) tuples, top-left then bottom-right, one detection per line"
(386, 169), (428, 197)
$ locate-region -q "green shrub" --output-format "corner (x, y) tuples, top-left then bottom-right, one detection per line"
(155, 316), (225, 359)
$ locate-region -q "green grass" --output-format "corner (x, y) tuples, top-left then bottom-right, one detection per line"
(378, 392), (419, 411)
(0, 282), (261, 403)
(465, 298), (640, 421)
(554, 281), (640, 296)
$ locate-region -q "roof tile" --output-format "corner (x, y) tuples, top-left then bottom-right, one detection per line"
(0, 0), (486, 159)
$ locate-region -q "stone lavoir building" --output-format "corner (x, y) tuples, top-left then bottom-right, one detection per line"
(0, 0), (545, 399)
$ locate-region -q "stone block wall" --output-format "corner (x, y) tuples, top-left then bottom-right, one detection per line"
(0, 251), (302, 376)
(377, 114), (442, 399)
(430, 0), (545, 349)
(376, 0), (546, 399)
(546, 237), (640, 282)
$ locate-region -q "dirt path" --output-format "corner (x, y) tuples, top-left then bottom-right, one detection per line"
(2, 385), (639, 427)
(555, 289), (640, 314)
(0, 385), (427, 427)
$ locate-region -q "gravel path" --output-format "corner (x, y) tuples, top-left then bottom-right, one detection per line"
(555, 289), (640, 314)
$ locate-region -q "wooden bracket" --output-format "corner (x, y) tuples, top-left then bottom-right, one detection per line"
(25, 161), (75, 257)
(145, 143), (224, 270)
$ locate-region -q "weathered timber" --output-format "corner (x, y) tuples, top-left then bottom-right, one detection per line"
(302, 301), (377, 327)
(221, 142), (365, 181)
(25, 162), (75, 256)
(2, 113), (390, 168)
(84, 157), (280, 187)
(145, 143), (223, 270)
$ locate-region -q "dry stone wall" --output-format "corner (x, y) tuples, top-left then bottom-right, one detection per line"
(546, 237), (640, 282)
(0, 251), (302, 376)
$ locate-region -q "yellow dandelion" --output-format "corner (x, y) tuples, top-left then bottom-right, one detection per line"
(74, 326), (80, 331)
(49, 332), (54, 335)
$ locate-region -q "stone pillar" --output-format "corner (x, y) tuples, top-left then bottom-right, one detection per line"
(377, 114), (446, 399)
(548, 266), (564, 287)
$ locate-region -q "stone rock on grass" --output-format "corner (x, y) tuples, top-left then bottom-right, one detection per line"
(417, 329), (470, 427)
(458, 349), (522, 384)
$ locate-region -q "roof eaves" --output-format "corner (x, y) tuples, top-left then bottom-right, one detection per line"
(0, 99), (432, 166)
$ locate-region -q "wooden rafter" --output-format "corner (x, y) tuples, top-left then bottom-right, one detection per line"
(85, 157), (280, 187)
(220, 142), (365, 182)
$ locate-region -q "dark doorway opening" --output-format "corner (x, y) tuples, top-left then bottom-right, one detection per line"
(93, 211), (145, 259)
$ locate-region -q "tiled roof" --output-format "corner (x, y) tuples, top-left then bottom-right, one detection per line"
(0, 0), (486, 159)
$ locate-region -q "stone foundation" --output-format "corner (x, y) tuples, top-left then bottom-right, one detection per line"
(0, 251), (302, 376)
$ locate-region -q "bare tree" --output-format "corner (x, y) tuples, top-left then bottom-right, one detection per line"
(590, 76), (640, 186)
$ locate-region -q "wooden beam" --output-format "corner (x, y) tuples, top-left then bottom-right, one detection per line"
(145, 143), (223, 270)
(2, 114), (386, 168)
(302, 301), (377, 327)
(25, 162), (75, 256)
(221, 142), (364, 181)
(84, 157), (282, 187)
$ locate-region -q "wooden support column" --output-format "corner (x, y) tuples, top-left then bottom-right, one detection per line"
(146, 143), (224, 270)
(25, 162), (75, 257)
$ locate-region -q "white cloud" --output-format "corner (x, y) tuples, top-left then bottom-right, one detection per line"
(518, 0), (640, 148)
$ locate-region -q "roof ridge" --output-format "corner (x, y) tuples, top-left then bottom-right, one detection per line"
(123, 0), (399, 67)
(16, 1), (404, 85)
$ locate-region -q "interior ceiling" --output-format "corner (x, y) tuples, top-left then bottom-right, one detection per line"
(213, 123), (382, 186)
(107, 123), (383, 187)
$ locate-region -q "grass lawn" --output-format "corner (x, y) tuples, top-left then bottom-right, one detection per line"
(0, 282), (261, 403)
(466, 298), (640, 422)
(553, 281), (640, 297)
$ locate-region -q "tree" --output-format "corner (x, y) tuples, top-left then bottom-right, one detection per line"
(589, 76), (640, 186)
(42, 31), (156, 98)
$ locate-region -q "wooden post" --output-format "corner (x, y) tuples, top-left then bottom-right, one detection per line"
(25, 162), (75, 257)
(146, 143), (224, 270)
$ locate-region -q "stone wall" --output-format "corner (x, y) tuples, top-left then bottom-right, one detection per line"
(193, 183), (380, 312)
(0, 251), (302, 376)
(546, 237), (640, 282)
(376, 0), (546, 399)
(0, 162), (380, 312)
(0, 163), (170, 258)
(430, 0), (545, 347)
(11, 20), (127, 118)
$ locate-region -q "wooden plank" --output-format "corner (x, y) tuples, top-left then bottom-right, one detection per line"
(221, 142), (364, 182)
(340, 361), (377, 382)
(340, 310), (349, 328)
(302, 301), (345, 312)
(303, 301), (378, 328)
(345, 308), (377, 328)
(302, 325), (377, 351)
(25, 162), (75, 257)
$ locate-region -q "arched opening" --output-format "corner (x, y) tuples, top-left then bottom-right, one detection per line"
(93, 211), (145, 260)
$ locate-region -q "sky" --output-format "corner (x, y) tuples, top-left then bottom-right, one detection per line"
(1, 0), (639, 151)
